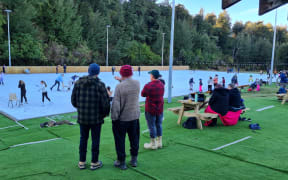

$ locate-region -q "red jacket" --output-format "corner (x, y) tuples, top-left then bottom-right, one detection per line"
(141, 80), (164, 115)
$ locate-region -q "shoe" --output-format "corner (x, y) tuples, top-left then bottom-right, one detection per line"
(90, 161), (103, 170)
(144, 138), (158, 150)
(114, 160), (127, 170)
(78, 162), (86, 170)
(157, 136), (163, 149)
(130, 156), (137, 167)
(249, 123), (261, 130)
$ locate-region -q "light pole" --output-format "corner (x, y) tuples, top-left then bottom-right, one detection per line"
(269, 10), (277, 85)
(106, 25), (111, 67)
(4, 10), (12, 67)
(168, 0), (175, 103)
(161, 33), (165, 67)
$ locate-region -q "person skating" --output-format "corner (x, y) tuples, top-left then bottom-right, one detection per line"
(0, 71), (4, 85)
(231, 74), (238, 86)
(199, 79), (203, 92)
(50, 74), (64, 91)
(56, 65), (59, 74)
(208, 76), (213, 92)
(63, 64), (67, 73)
(18, 80), (28, 105)
(222, 77), (226, 88)
(141, 70), (164, 150)
(213, 75), (218, 88)
(111, 65), (140, 170)
(2, 64), (5, 74)
(112, 66), (115, 76)
(189, 78), (194, 91)
(71, 63), (110, 170)
(40, 81), (51, 104)
(138, 66), (141, 76)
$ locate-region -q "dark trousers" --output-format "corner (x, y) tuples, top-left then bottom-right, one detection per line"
(208, 85), (212, 92)
(51, 80), (60, 90)
(112, 119), (140, 162)
(42, 92), (51, 102)
(79, 124), (102, 163)
(21, 91), (27, 103)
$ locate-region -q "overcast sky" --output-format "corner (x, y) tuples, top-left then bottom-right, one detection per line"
(161, 0), (288, 26)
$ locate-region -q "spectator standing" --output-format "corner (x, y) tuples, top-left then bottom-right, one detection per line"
(138, 66), (141, 76)
(71, 63), (110, 170)
(0, 71), (4, 85)
(189, 78), (194, 91)
(2, 64), (6, 74)
(111, 65), (140, 170)
(141, 70), (164, 150)
(63, 64), (67, 73)
(208, 77), (213, 92)
(18, 80), (28, 105)
(213, 75), (218, 88)
(222, 77), (226, 88)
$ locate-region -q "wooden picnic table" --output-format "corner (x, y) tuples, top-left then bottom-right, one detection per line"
(168, 99), (218, 130)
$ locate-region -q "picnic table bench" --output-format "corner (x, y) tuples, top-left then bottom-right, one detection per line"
(277, 92), (288, 105)
(168, 99), (218, 130)
(237, 85), (249, 90)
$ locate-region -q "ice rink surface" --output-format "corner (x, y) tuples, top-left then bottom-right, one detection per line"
(0, 70), (271, 120)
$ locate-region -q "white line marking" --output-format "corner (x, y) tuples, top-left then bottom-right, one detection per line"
(14, 120), (29, 130)
(256, 105), (275, 112)
(142, 129), (149, 133)
(10, 138), (61, 148)
(46, 117), (55, 121)
(0, 125), (19, 130)
(212, 136), (252, 151)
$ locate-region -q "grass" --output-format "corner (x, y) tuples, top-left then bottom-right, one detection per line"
(0, 85), (288, 179)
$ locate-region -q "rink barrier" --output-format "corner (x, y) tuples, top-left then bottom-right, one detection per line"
(4, 66), (189, 74)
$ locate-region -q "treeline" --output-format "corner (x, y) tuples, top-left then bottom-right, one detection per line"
(0, 0), (287, 67)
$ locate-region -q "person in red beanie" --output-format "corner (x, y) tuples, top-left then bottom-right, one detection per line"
(112, 65), (140, 170)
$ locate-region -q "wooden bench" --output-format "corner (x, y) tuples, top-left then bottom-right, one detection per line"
(281, 92), (288, 105)
(238, 85), (249, 90)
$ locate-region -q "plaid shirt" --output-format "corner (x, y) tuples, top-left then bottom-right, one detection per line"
(71, 76), (110, 125)
(141, 80), (164, 115)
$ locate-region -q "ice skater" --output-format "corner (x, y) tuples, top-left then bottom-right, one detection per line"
(40, 81), (51, 104)
(112, 66), (115, 76)
(56, 65), (59, 74)
(189, 78), (194, 91)
(0, 71), (4, 85)
(71, 75), (79, 84)
(208, 76), (213, 92)
(138, 66), (141, 76)
(222, 77), (225, 88)
(50, 74), (64, 91)
(2, 64), (6, 74)
(18, 80), (28, 105)
(199, 79), (203, 93)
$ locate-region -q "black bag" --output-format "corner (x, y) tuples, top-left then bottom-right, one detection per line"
(182, 117), (197, 129)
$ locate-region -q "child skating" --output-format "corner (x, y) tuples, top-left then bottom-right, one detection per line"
(189, 78), (194, 91)
(199, 79), (203, 93)
(0, 71), (4, 85)
(40, 81), (51, 105)
(18, 80), (28, 105)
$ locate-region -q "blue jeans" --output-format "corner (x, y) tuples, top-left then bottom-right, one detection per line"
(145, 112), (163, 138)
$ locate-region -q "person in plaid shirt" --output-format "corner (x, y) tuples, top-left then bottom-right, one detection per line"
(71, 63), (110, 170)
(141, 70), (164, 150)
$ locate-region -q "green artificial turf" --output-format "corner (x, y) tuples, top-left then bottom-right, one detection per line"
(0, 85), (287, 179)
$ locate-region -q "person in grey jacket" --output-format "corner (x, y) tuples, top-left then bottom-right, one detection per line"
(111, 65), (140, 170)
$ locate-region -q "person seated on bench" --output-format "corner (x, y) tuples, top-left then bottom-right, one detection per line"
(204, 84), (230, 126)
(204, 84), (243, 126)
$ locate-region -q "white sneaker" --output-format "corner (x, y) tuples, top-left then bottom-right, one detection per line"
(144, 138), (158, 150)
(157, 136), (163, 149)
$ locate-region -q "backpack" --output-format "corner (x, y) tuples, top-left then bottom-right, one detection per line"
(182, 117), (197, 129)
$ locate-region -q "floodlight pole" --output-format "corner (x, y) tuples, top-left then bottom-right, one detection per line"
(161, 33), (165, 67)
(106, 25), (110, 67)
(168, 0), (175, 103)
(5, 10), (12, 67)
(269, 10), (277, 85)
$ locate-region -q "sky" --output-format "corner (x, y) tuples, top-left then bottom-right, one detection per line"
(164, 0), (288, 26)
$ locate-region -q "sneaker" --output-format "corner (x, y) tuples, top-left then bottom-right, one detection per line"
(130, 156), (137, 167)
(144, 139), (158, 150)
(90, 161), (103, 170)
(114, 160), (127, 170)
(78, 162), (86, 170)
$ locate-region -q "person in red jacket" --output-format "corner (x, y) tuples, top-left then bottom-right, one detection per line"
(141, 70), (164, 150)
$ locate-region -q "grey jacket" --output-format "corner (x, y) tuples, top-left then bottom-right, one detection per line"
(111, 78), (140, 121)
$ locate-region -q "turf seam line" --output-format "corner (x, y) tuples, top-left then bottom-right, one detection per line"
(256, 105), (275, 112)
(212, 136), (252, 151)
(10, 138), (61, 148)
(0, 125), (19, 130)
(175, 142), (288, 175)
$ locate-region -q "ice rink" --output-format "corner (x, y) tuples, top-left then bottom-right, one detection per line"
(0, 70), (270, 121)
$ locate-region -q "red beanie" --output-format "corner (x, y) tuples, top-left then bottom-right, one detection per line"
(120, 65), (133, 77)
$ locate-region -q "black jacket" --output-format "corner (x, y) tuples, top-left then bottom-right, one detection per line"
(229, 88), (242, 108)
(209, 87), (229, 116)
(71, 76), (110, 125)
(18, 83), (26, 94)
